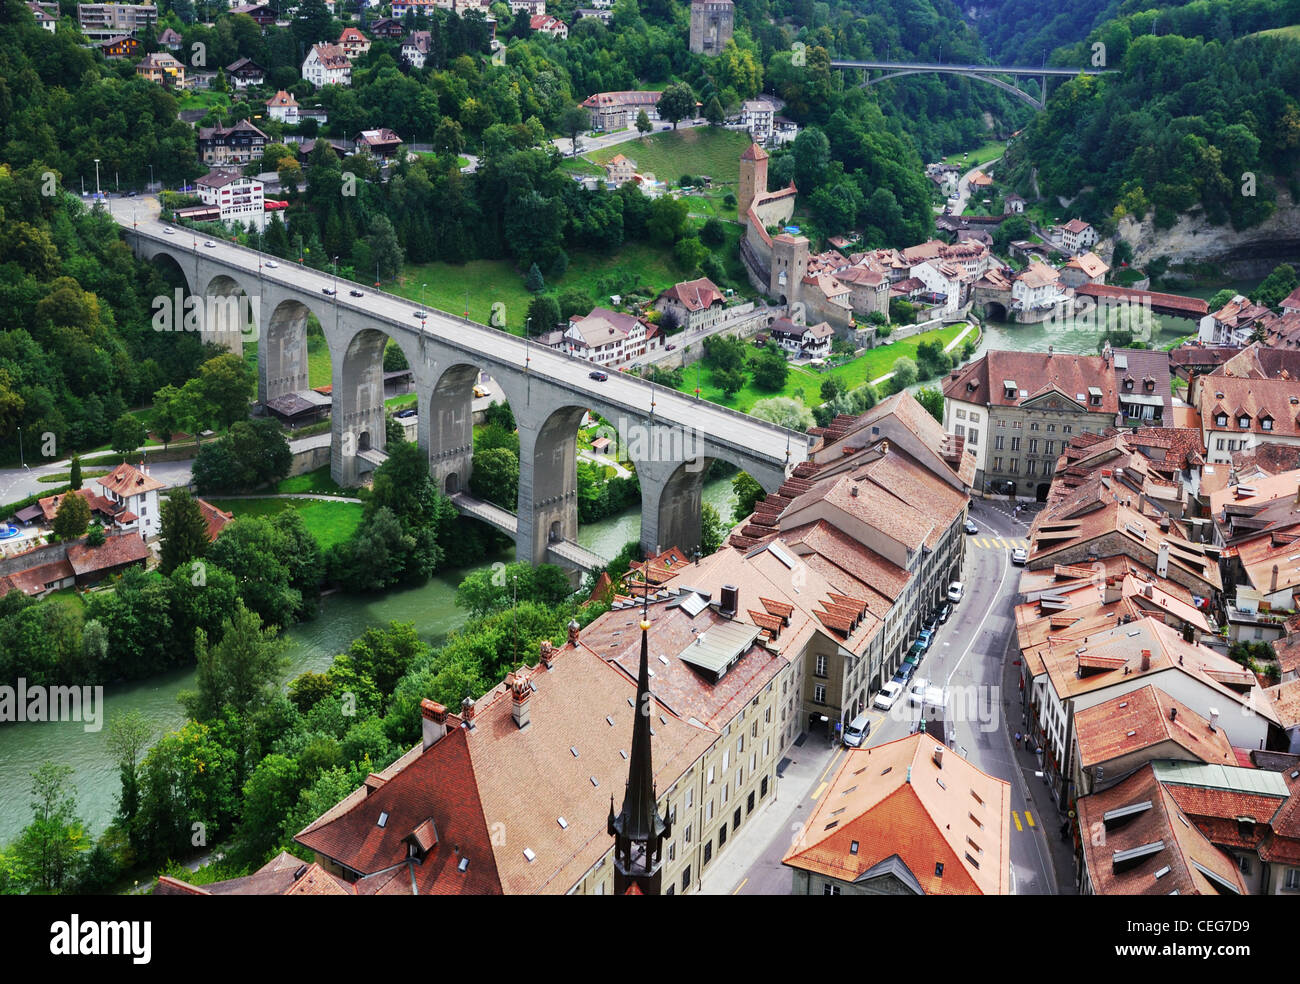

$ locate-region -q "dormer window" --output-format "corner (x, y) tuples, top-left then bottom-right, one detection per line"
(1123, 377), (1133, 391)
(1088, 386), (1103, 407)
(1003, 379), (1017, 401)
(1239, 415), (1251, 429)
(1262, 416), (1273, 430)
(1215, 414), (1227, 427)
(1143, 377), (1155, 392)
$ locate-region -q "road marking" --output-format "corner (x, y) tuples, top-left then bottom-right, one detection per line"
(810, 782), (827, 801)
(1025, 811), (1035, 828)
(946, 528), (1009, 691)
(733, 878), (748, 895)
(819, 748), (844, 783)
(1012, 811), (1023, 832)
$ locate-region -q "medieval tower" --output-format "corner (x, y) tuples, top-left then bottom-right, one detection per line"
(737, 141), (768, 219)
(689, 0), (734, 55)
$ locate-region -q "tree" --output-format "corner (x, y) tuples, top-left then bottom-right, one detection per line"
(525, 262), (545, 293)
(12, 763), (89, 893)
(673, 236), (709, 273)
(69, 456), (82, 491)
(1254, 264), (1298, 310)
(732, 471), (765, 523)
(700, 502), (724, 555)
(715, 366), (746, 399)
(111, 412), (147, 456)
(234, 753), (301, 866)
(700, 217), (727, 248)
(703, 333), (745, 373)
(749, 396), (813, 430)
(646, 195), (690, 244)
(107, 709), (153, 828)
(635, 109), (652, 136)
(704, 95), (725, 126)
(470, 447), (519, 510)
(183, 600), (287, 721)
(891, 357), (918, 389)
(656, 83), (697, 129)
(1208, 289), (1236, 312)
(160, 489), (211, 576)
(86, 524), (105, 548)
(199, 352), (255, 430)
(52, 492), (91, 540)
(820, 376), (844, 402)
(526, 294), (562, 335)
(915, 386), (945, 423)
(751, 345), (789, 391)
(368, 214), (403, 281)
(560, 104), (590, 156)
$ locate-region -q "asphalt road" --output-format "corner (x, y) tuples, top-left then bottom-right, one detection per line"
(732, 498), (1058, 895)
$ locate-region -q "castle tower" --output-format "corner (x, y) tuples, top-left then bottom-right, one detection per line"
(738, 141), (768, 220)
(769, 234), (809, 307)
(689, 0), (734, 55)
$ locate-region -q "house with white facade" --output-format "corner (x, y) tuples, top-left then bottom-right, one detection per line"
(1011, 261), (1068, 316)
(736, 99), (775, 143)
(560, 307), (656, 367)
(529, 13), (567, 37)
(196, 168), (266, 230)
(266, 90), (300, 124)
(509, 0), (544, 13)
(911, 259), (964, 315)
(1059, 251), (1109, 288)
(337, 26), (371, 60)
(1059, 218), (1098, 254)
(1197, 295), (1278, 347)
(654, 277), (726, 332)
(302, 43), (352, 88)
(767, 317), (834, 359)
(98, 462), (166, 540)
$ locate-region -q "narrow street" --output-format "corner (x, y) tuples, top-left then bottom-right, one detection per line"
(711, 498), (1072, 895)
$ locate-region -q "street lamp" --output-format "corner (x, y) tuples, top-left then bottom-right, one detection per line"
(149, 163), (155, 191)
(17, 427), (24, 469)
(93, 158), (101, 203)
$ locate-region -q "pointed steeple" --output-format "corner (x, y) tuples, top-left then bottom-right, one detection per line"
(608, 598), (673, 894)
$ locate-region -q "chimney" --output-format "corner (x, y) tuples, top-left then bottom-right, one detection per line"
(1169, 706), (1177, 723)
(540, 639), (556, 668)
(509, 669), (532, 730)
(421, 699), (448, 751)
(719, 584), (739, 617)
(1156, 541), (1170, 579)
(1208, 708), (1220, 733)
(567, 618), (580, 646)
(1143, 583), (1154, 599)
(850, 485), (859, 497)
(1140, 649), (1151, 672)
(1272, 563), (1280, 594)
(1103, 576), (1121, 604)
(1159, 516), (1170, 532)
(461, 695), (476, 729)
(932, 746), (944, 769)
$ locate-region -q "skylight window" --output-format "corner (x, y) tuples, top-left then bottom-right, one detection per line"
(523, 848), (536, 863)
(377, 812), (388, 828)
(850, 841), (859, 855)
(570, 746), (580, 757)
(458, 857), (469, 872)
(590, 776), (599, 787)
(606, 715), (615, 727)
(557, 817), (568, 829)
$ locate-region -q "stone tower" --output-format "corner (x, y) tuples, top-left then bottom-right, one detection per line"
(769, 234), (809, 306)
(689, 0), (734, 55)
(738, 141), (768, 219)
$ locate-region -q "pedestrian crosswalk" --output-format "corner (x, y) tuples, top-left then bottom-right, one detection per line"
(971, 537), (1030, 549)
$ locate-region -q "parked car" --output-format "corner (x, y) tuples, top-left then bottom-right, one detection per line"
(349, 289), (364, 297)
(126, 190), (137, 197)
(893, 661), (917, 684)
(1011, 546), (1028, 565)
(948, 580), (964, 603)
(936, 602), (952, 624)
(395, 408), (417, 419)
(964, 519), (979, 535)
(473, 385), (491, 398)
(666, 344), (677, 351)
(842, 713), (872, 748)
(908, 678), (932, 704)
(873, 681), (903, 711)
(589, 370), (608, 381)
(923, 612), (939, 632)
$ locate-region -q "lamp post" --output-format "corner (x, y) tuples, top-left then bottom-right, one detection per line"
(93, 158), (101, 200)
(149, 163), (155, 191)
(421, 283), (427, 329)
(17, 427), (24, 469)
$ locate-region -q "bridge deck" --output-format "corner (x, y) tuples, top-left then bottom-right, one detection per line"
(1075, 284), (1208, 319)
(450, 492), (519, 535)
(829, 59), (1115, 76)
(546, 539), (609, 572)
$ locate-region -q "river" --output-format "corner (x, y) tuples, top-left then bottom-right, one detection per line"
(0, 475), (739, 844)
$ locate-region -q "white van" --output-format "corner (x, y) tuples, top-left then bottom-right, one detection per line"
(842, 713), (872, 748)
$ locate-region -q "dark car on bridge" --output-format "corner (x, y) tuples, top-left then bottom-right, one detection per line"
(589, 370), (608, 381)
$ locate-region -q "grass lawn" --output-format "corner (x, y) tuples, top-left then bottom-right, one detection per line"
(38, 470), (110, 483)
(44, 588), (85, 614)
(209, 497), (363, 550)
(177, 91), (231, 112)
(557, 156), (604, 177)
(397, 240), (700, 334)
(1252, 24), (1300, 39)
(673, 324), (971, 413)
(941, 140), (1006, 168)
(585, 129), (752, 187)
(274, 466), (346, 496)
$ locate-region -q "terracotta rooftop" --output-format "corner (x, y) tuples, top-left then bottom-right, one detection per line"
(1074, 685), (1236, 773)
(944, 350), (1119, 415)
(782, 734), (1011, 894)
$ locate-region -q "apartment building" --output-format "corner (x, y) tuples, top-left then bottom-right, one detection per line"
(77, 2), (157, 41)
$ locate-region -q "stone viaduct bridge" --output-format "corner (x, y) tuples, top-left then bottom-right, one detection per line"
(120, 212), (807, 572)
(829, 60), (1117, 111)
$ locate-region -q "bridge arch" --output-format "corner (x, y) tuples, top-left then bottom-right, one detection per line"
(260, 297), (318, 407)
(858, 68), (1045, 110)
(331, 326), (400, 486)
(201, 273), (255, 356)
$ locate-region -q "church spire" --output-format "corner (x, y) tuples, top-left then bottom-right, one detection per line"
(608, 596), (672, 894)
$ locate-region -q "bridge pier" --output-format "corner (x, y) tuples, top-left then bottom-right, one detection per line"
(202, 276), (247, 357)
(331, 328), (388, 488)
(516, 409), (584, 568)
(426, 364), (477, 496)
(260, 299), (311, 407)
(637, 458), (707, 560)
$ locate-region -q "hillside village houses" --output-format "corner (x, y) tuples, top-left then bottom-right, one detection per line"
(195, 168), (266, 230)
(225, 57), (266, 88)
(529, 14), (567, 37)
(157, 25), (183, 50)
(1058, 218), (1099, 254)
(547, 307), (660, 368)
(767, 317), (834, 359)
(303, 42), (352, 88)
(400, 30), (433, 69)
(197, 119), (269, 166)
(26, 1), (57, 32)
(136, 50), (186, 87)
(654, 277), (727, 332)
(601, 153), (636, 187)
(77, 2), (157, 42)
(266, 89), (300, 124)
(1059, 251), (1109, 288)
(337, 26), (371, 59)
(581, 90), (662, 131)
